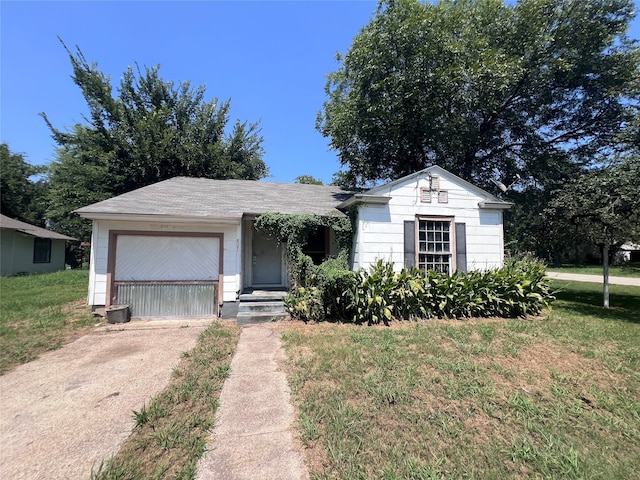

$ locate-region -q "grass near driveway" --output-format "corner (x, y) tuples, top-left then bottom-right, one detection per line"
(281, 280), (640, 479)
(91, 321), (240, 480)
(0, 269), (95, 374)
(547, 263), (640, 278)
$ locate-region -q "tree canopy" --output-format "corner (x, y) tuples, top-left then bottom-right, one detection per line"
(0, 144), (48, 226)
(294, 175), (324, 185)
(318, 0), (640, 189)
(43, 41), (269, 240)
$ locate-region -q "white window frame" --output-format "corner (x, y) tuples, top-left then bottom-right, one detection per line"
(416, 216), (455, 275)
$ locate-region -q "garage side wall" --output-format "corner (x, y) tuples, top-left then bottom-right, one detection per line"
(87, 219), (242, 308)
(351, 172), (505, 273)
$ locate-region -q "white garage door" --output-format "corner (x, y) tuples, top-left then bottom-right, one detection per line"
(113, 234), (221, 317)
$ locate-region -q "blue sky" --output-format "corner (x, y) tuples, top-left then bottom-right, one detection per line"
(1, 1), (638, 184)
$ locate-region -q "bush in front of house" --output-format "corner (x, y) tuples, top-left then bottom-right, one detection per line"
(284, 255), (554, 324)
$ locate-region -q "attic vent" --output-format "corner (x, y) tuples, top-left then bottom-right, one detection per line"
(430, 175), (440, 191)
(438, 190), (449, 203)
(420, 188), (432, 203)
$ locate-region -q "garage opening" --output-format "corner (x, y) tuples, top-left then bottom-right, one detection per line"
(108, 232), (223, 317)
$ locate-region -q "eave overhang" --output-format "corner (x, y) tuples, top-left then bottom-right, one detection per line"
(74, 212), (242, 225)
(478, 201), (513, 210)
(338, 194), (392, 209)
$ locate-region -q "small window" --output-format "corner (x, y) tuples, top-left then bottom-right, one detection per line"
(438, 190), (448, 203)
(33, 238), (52, 263)
(420, 188), (432, 203)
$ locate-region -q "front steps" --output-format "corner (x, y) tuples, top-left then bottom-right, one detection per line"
(236, 289), (288, 325)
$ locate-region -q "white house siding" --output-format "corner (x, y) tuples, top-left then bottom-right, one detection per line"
(0, 229), (67, 276)
(87, 219), (242, 307)
(352, 172), (505, 273)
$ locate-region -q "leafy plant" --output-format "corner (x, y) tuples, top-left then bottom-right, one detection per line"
(286, 255), (554, 323)
(284, 286), (324, 322)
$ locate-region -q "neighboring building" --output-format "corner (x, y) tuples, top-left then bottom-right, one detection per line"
(76, 166), (511, 317)
(616, 242), (640, 263)
(0, 214), (76, 276)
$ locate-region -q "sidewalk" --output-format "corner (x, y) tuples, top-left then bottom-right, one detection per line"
(196, 324), (308, 480)
(546, 271), (640, 287)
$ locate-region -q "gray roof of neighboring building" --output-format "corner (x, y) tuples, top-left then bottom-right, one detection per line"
(75, 177), (356, 219)
(0, 214), (76, 240)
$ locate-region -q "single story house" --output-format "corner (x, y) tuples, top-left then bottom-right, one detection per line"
(616, 242), (640, 263)
(0, 214), (76, 276)
(76, 166), (511, 317)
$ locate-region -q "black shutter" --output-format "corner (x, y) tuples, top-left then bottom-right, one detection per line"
(455, 223), (467, 273)
(404, 220), (415, 268)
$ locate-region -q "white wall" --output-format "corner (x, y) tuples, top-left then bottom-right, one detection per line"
(88, 219), (242, 306)
(352, 172), (506, 273)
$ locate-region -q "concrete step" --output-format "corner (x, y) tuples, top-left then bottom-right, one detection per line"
(238, 301), (286, 313)
(237, 311), (288, 326)
(239, 291), (287, 302)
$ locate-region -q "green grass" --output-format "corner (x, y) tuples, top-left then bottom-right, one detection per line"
(91, 321), (240, 480)
(547, 263), (640, 278)
(281, 280), (640, 479)
(0, 269), (95, 374)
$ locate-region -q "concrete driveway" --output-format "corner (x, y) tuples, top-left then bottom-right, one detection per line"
(0, 319), (211, 480)
(546, 271), (640, 287)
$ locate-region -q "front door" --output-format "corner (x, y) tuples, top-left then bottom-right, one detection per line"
(251, 229), (282, 286)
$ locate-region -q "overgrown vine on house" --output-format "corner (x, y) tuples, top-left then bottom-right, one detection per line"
(254, 213), (352, 288)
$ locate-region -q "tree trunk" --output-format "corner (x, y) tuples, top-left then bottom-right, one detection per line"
(603, 244), (610, 308)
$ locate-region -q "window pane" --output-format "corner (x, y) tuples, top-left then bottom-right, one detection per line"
(416, 219), (452, 275)
(33, 238), (52, 263)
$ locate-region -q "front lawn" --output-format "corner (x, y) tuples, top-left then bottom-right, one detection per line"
(0, 269), (95, 374)
(281, 280), (640, 479)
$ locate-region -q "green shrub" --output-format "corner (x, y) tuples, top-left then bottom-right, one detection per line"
(284, 286), (323, 322)
(312, 254), (356, 320)
(285, 255), (554, 323)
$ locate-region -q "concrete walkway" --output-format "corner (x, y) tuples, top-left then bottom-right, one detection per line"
(546, 271), (640, 287)
(196, 324), (308, 480)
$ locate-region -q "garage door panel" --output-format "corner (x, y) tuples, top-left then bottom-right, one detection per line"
(115, 236), (220, 281)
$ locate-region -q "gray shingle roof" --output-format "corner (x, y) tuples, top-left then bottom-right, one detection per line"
(0, 214), (76, 240)
(75, 177), (356, 219)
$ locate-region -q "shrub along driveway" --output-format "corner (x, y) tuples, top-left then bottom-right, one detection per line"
(0, 319), (210, 480)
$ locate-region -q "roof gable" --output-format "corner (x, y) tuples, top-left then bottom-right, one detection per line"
(364, 166), (508, 204)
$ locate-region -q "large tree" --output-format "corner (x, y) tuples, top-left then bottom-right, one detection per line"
(545, 157), (640, 307)
(42, 41), (268, 240)
(318, 0), (640, 190)
(0, 143), (48, 226)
